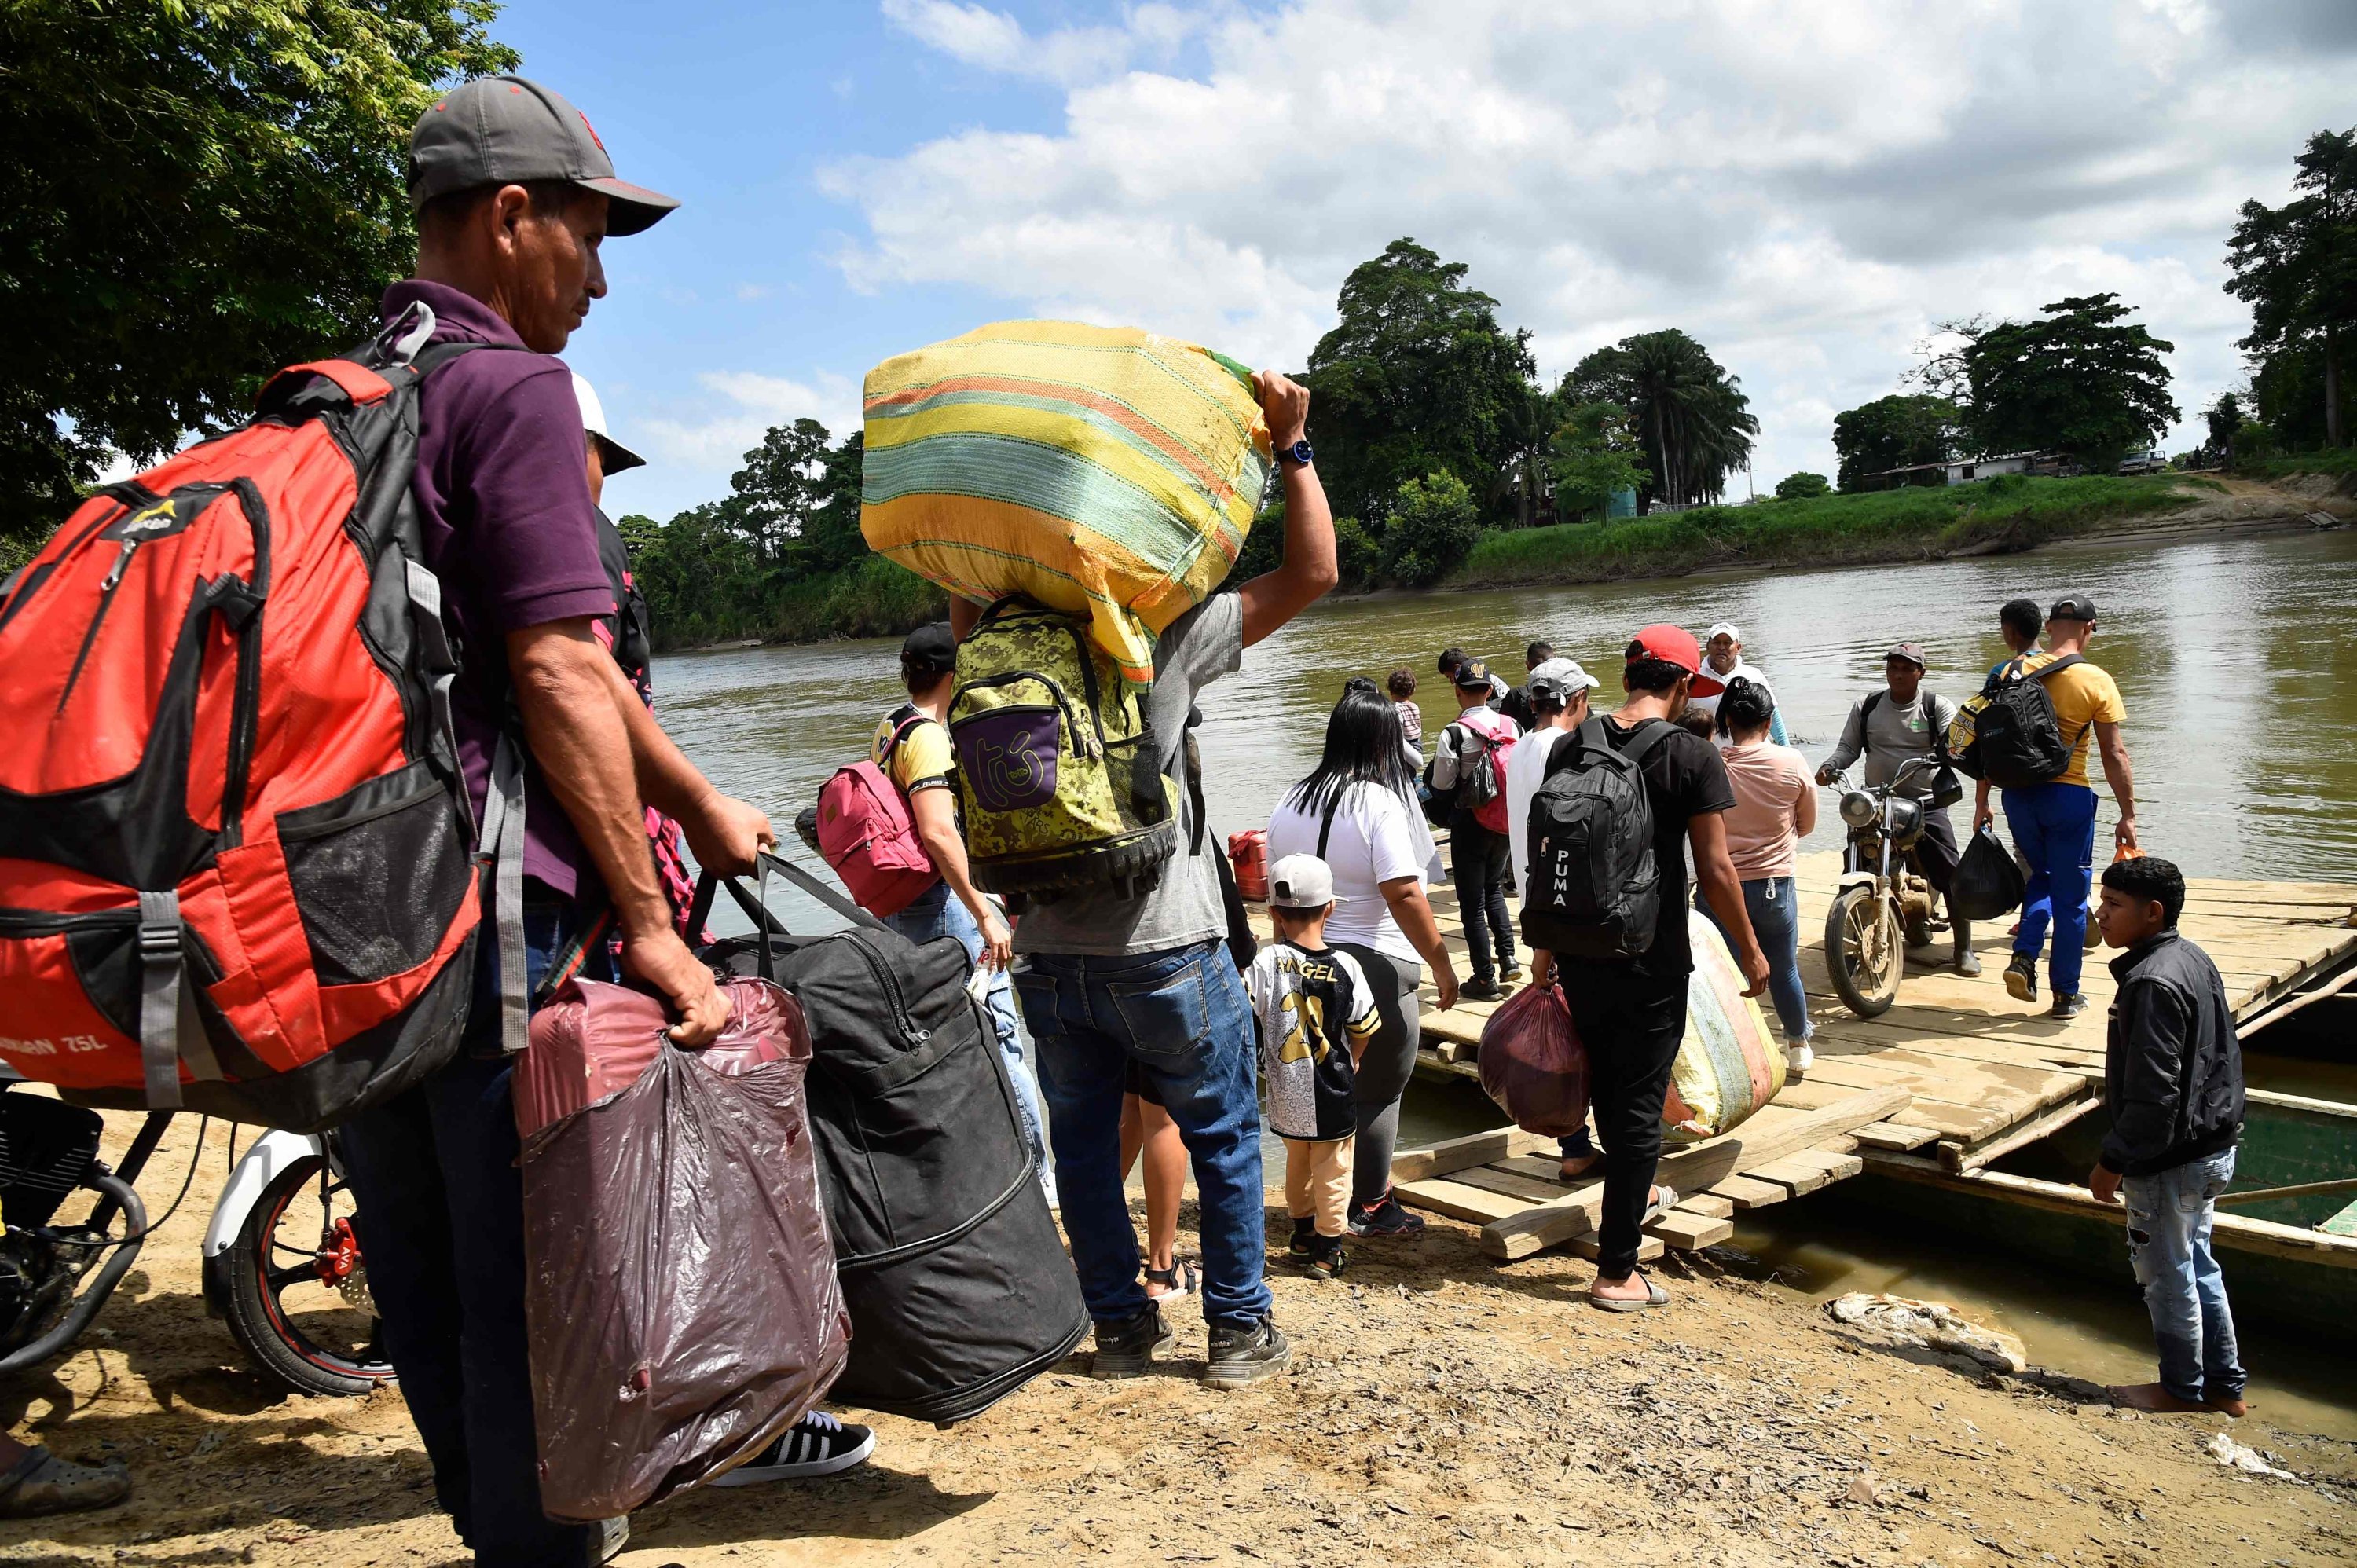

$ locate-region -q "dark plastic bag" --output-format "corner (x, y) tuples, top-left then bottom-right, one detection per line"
(1949, 826), (2027, 922)
(1476, 980), (1589, 1138)
(519, 978), (850, 1522)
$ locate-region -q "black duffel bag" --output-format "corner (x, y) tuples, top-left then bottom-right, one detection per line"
(695, 855), (1087, 1426)
(1948, 826), (2027, 922)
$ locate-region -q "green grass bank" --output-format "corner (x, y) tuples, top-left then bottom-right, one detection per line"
(1451, 473), (2212, 590)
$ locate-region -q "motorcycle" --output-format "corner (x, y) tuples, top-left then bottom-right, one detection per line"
(1823, 754), (1953, 1018)
(0, 1068), (391, 1398)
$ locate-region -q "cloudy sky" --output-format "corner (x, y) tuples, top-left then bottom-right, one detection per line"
(514, 0), (2357, 520)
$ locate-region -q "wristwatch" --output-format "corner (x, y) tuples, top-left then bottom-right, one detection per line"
(1276, 438), (1314, 467)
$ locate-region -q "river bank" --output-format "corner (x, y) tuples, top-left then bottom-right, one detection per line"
(4, 1111), (2351, 1568)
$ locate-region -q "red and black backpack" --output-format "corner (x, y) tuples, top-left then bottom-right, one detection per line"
(0, 311), (488, 1131)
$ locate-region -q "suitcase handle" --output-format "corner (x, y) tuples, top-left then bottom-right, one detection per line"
(688, 853), (890, 982)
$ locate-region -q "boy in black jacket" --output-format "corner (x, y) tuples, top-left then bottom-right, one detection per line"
(2090, 855), (2247, 1416)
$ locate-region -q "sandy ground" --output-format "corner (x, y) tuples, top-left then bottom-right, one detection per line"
(2, 1113), (2352, 1568)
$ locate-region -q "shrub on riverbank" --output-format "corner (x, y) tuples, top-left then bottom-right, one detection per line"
(646, 554), (946, 651)
(1452, 473), (2200, 588)
(2238, 449), (2357, 479)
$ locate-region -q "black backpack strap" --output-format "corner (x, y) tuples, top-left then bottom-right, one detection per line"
(1318, 793), (1341, 859)
(2025, 653), (2082, 683)
(1861, 689), (1885, 722)
(1619, 717), (1679, 768)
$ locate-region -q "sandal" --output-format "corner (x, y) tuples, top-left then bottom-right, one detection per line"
(0, 1446), (130, 1519)
(1643, 1185), (1679, 1222)
(1144, 1259), (1197, 1302)
(1589, 1271), (1670, 1313)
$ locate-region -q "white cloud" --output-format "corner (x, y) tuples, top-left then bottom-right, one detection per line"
(835, 0), (2355, 487)
(640, 369), (864, 478)
(880, 0), (1199, 87)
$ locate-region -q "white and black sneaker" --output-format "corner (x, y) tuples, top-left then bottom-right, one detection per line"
(712, 1411), (877, 1486)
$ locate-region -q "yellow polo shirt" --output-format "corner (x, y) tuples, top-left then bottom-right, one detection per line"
(1999, 652), (2125, 789)
(872, 710), (955, 795)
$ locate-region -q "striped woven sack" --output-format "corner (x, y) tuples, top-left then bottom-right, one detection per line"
(860, 321), (1272, 685)
(1663, 910), (1788, 1143)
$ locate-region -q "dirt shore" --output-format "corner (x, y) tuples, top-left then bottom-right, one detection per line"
(2, 1114), (2350, 1568)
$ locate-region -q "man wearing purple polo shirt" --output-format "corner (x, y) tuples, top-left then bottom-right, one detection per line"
(334, 77), (772, 1567)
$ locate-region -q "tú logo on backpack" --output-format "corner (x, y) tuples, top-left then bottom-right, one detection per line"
(956, 707), (1058, 812)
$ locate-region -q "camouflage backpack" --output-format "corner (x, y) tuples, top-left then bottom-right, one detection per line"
(948, 599), (1176, 901)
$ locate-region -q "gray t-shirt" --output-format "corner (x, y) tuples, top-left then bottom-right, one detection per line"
(1821, 687), (1956, 800)
(1012, 592), (1243, 958)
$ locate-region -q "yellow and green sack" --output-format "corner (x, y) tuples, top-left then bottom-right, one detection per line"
(1663, 910), (1788, 1143)
(860, 321), (1272, 686)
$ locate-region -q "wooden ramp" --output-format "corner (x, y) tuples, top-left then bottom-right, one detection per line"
(1268, 843), (2357, 1258)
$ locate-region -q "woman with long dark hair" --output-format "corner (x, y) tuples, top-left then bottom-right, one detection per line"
(1265, 684), (1461, 1243)
(1707, 677), (1818, 1071)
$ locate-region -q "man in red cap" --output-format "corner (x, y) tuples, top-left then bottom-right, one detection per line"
(1523, 624), (1768, 1313)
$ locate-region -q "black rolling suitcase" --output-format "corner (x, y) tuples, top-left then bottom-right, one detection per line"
(695, 855), (1087, 1425)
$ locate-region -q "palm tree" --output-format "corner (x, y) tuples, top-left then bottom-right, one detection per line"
(1490, 386), (1561, 527)
(1563, 330), (1760, 507)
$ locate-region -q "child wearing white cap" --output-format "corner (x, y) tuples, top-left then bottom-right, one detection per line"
(1246, 855), (1384, 1280)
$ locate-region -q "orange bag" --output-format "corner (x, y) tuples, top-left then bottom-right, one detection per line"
(1476, 981), (1589, 1138)
(1226, 829), (1269, 902)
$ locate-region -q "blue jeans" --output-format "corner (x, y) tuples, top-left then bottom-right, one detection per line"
(1699, 877), (1810, 1044)
(339, 892), (613, 1567)
(1014, 940), (1271, 1331)
(2003, 782), (2099, 995)
(2123, 1149), (2245, 1404)
(885, 882), (1053, 1198)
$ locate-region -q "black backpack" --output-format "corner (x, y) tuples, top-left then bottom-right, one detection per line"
(697, 857), (1088, 1426)
(1956, 654), (2084, 789)
(1520, 718), (1675, 960)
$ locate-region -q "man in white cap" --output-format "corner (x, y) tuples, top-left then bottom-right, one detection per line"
(571, 372), (647, 506)
(1688, 623), (1787, 744)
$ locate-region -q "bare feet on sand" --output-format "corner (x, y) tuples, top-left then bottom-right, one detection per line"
(2108, 1383), (2245, 1417)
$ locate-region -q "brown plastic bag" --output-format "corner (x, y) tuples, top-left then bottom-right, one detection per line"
(1476, 980), (1589, 1138)
(519, 978), (850, 1521)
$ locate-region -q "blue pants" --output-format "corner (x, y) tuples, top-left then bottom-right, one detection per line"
(885, 882), (1054, 1200)
(339, 894), (612, 1568)
(2124, 1149), (2245, 1404)
(2003, 782), (2099, 995)
(1015, 940), (1271, 1331)
(1699, 877), (1811, 1044)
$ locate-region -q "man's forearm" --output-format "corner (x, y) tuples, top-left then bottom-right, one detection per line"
(601, 658), (716, 822)
(2102, 742), (2135, 819)
(913, 794), (994, 929)
(509, 625), (670, 939)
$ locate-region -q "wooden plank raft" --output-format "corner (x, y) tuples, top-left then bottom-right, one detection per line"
(1391, 1085), (1909, 1259)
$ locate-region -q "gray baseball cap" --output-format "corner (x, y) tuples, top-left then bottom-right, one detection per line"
(1269, 854), (1345, 911)
(409, 76), (680, 236)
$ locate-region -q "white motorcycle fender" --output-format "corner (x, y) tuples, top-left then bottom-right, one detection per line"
(199, 1129), (324, 1318)
(1834, 868), (1879, 896)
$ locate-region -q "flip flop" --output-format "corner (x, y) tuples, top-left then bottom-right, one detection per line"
(1644, 1185), (1680, 1222)
(1589, 1273), (1670, 1313)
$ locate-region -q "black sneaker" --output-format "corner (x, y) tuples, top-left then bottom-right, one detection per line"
(1089, 1303), (1173, 1379)
(2049, 992), (2088, 1020)
(1204, 1316), (1292, 1387)
(1348, 1192), (1427, 1238)
(711, 1411), (877, 1485)
(1303, 1238), (1347, 1281)
(1460, 978), (1505, 1002)
(1285, 1216), (1316, 1258)
(2003, 954), (2039, 1004)
(1499, 962), (1525, 984)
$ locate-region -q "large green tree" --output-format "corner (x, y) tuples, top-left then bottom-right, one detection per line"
(1956, 294), (2178, 464)
(2226, 127), (2357, 449)
(1547, 401), (1645, 522)
(1831, 393), (1965, 489)
(0, 0), (516, 544)
(1303, 239), (1537, 522)
(1561, 329), (1758, 507)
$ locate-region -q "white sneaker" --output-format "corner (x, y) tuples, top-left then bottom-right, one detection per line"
(1784, 1042), (1813, 1075)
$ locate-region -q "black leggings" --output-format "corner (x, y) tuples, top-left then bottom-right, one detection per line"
(1335, 946), (1421, 1207)
(1556, 961), (1688, 1279)
(1450, 817), (1516, 983)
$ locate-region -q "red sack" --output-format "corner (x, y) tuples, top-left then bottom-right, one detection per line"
(519, 977), (850, 1521)
(1226, 829), (1269, 902)
(1475, 980), (1589, 1138)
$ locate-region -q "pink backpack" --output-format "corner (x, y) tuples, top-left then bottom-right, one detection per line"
(815, 711), (939, 918)
(1462, 714), (1519, 836)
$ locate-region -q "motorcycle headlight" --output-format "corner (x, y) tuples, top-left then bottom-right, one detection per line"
(1838, 789), (1878, 829)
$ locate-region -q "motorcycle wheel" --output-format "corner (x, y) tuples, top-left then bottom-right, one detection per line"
(1826, 884), (1903, 1018)
(222, 1152), (396, 1398)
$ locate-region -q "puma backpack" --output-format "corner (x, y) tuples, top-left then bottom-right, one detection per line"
(946, 598), (1175, 901)
(0, 313), (486, 1131)
(1520, 718), (1673, 961)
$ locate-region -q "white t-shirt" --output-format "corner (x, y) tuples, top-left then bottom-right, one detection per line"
(1266, 779), (1433, 969)
(1505, 724), (1574, 890)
